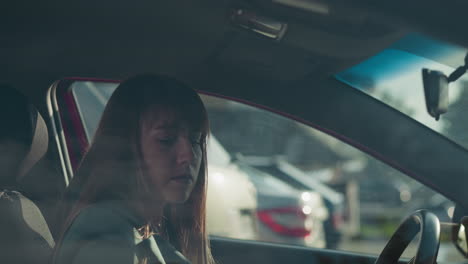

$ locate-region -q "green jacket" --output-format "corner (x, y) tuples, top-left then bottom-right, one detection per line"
(55, 202), (190, 264)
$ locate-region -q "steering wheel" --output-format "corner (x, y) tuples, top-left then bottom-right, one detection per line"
(375, 210), (440, 264)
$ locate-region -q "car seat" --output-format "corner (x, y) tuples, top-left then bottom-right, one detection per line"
(0, 85), (55, 264)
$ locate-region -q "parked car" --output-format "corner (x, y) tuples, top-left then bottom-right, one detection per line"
(205, 162), (258, 240)
(236, 154), (345, 248)
(236, 160), (328, 248)
(205, 136), (258, 240)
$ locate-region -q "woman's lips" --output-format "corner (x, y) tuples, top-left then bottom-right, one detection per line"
(170, 175), (193, 184)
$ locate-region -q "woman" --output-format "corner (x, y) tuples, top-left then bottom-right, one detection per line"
(54, 74), (215, 264)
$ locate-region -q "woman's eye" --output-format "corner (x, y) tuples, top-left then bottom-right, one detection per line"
(189, 134), (202, 146)
(159, 137), (176, 145)
(190, 139), (201, 146)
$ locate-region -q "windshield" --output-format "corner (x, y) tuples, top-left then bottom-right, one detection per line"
(335, 34), (468, 150)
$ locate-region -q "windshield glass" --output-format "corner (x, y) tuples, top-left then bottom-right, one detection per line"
(335, 34), (468, 150)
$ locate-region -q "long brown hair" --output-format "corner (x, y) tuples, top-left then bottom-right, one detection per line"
(58, 74), (214, 264)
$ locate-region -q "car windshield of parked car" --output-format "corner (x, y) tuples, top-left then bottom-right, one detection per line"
(335, 34), (468, 150)
(69, 80), (463, 261)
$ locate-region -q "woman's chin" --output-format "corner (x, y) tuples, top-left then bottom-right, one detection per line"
(163, 181), (194, 203)
(164, 191), (192, 204)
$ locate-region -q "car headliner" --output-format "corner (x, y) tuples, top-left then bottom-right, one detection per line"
(2, 1), (468, 209)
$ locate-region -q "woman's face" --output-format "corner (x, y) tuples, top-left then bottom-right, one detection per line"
(139, 106), (203, 204)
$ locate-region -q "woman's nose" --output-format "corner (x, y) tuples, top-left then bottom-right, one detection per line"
(176, 136), (194, 165)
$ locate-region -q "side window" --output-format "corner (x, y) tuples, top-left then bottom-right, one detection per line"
(53, 79), (459, 260)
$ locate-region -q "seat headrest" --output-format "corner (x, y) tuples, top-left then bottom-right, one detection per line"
(0, 85), (48, 186)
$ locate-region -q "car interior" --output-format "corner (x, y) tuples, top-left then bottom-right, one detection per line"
(2, 1), (468, 264)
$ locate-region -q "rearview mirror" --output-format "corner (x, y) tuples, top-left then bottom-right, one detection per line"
(452, 216), (468, 258)
(422, 68), (449, 121)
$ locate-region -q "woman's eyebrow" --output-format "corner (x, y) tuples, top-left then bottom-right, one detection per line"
(151, 120), (197, 132)
(153, 124), (177, 130)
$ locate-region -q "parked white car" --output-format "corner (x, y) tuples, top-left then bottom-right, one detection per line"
(206, 137), (258, 240)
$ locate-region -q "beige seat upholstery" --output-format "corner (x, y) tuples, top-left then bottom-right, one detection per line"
(0, 85), (55, 264)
